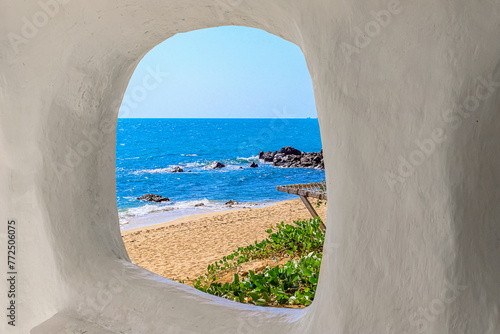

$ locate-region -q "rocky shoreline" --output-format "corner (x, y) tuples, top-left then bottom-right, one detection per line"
(164, 146), (322, 174)
(137, 194), (170, 203)
(259, 146), (324, 169)
(136, 194), (244, 208)
(137, 146), (323, 202)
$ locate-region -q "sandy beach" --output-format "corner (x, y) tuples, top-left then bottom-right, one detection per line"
(122, 198), (327, 281)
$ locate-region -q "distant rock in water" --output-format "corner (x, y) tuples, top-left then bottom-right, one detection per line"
(225, 200), (238, 206)
(209, 161), (225, 169)
(171, 166), (184, 173)
(258, 147), (324, 169)
(194, 203), (205, 207)
(137, 194), (170, 203)
(258, 151), (275, 162)
(280, 146), (301, 156)
(249, 162), (258, 168)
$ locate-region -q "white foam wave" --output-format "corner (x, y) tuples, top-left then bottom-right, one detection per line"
(119, 203), (173, 225)
(236, 155), (259, 162)
(118, 199), (258, 226)
(132, 168), (171, 175)
(169, 198), (212, 209)
(181, 162), (204, 168)
(132, 162), (206, 175)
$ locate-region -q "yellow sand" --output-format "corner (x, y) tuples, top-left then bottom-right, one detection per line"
(121, 199), (327, 281)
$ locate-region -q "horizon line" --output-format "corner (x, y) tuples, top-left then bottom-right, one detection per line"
(117, 117), (318, 119)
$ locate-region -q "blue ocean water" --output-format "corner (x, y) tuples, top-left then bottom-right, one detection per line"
(116, 119), (324, 227)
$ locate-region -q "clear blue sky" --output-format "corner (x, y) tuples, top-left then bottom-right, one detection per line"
(118, 26), (317, 118)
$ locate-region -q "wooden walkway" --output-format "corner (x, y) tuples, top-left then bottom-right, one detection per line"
(276, 182), (327, 230)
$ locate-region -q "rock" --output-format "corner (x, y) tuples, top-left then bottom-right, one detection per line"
(280, 146), (301, 155)
(300, 155), (314, 166)
(258, 151), (276, 162)
(208, 161), (225, 169)
(259, 147), (324, 169)
(194, 203), (205, 207)
(225, 200), (238, 205)
(273, 153), (300, 167)
(249, 162), (258, 168)
(272, 152), (285, 164)
(171, 166), (184, 173)
(286, 154), (301, 162)
(137, 194), (170, 203)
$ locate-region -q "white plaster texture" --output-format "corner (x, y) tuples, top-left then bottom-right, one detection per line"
(0, 0), (499, 333)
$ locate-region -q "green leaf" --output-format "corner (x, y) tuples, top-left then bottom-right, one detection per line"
(261, 291), (271, 302)
(192, 217), (325, 307)
(250, 292), (261, 301)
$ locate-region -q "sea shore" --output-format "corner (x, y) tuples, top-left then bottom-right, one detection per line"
(121, 198), (327, 281)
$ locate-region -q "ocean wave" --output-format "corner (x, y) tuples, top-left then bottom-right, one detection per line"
(128, 156), (265, 175)
(169, 198), (212, 209)
(200, 157), (259, 170)
(118, 199), (259, 226)
(132, 162), (206, 175)
(235, 155), (259, 162)
(131, 167), (171, 175)
(181, 162), (204, 168)
(119, 200), (212, 224)
(118, 203), (173, 225)
(181, 154), (198, 157)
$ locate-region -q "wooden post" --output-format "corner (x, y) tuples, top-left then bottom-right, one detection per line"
(299, 195), (326, 230)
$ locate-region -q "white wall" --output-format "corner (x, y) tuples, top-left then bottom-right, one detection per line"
(0, 1), (499, 333)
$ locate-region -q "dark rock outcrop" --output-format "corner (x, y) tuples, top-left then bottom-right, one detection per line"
(171, 166), (184, 173)
(280, 146), (301, 155)
(137, 194), (170, 203)
(258, 147), (324, 169)
(194, 203), (205, 207)
(208, 161), (225, 169)
(225, 200), (238, 205)
(258, 151), (275, 162)
(249, 162), (258, 168)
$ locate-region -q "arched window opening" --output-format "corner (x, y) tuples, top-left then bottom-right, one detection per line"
(117, 26), (326, 308)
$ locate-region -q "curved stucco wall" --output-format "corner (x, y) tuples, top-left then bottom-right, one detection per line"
(1, 1), (499, 333)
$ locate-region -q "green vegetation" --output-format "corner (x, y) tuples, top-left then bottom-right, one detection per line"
(191, 217), (325, 307)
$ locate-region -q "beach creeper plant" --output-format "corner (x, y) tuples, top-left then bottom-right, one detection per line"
(195, 252), (322, 307)
(203, 217), (325, 277)
(190, 217), (325, 307)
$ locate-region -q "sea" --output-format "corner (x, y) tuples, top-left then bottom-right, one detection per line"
(117, 118), (324, 229)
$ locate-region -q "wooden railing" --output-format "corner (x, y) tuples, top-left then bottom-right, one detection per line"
(276, 182), (327, 230)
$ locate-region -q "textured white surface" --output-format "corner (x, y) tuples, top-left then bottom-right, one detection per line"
(1, 1), (500, 333)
